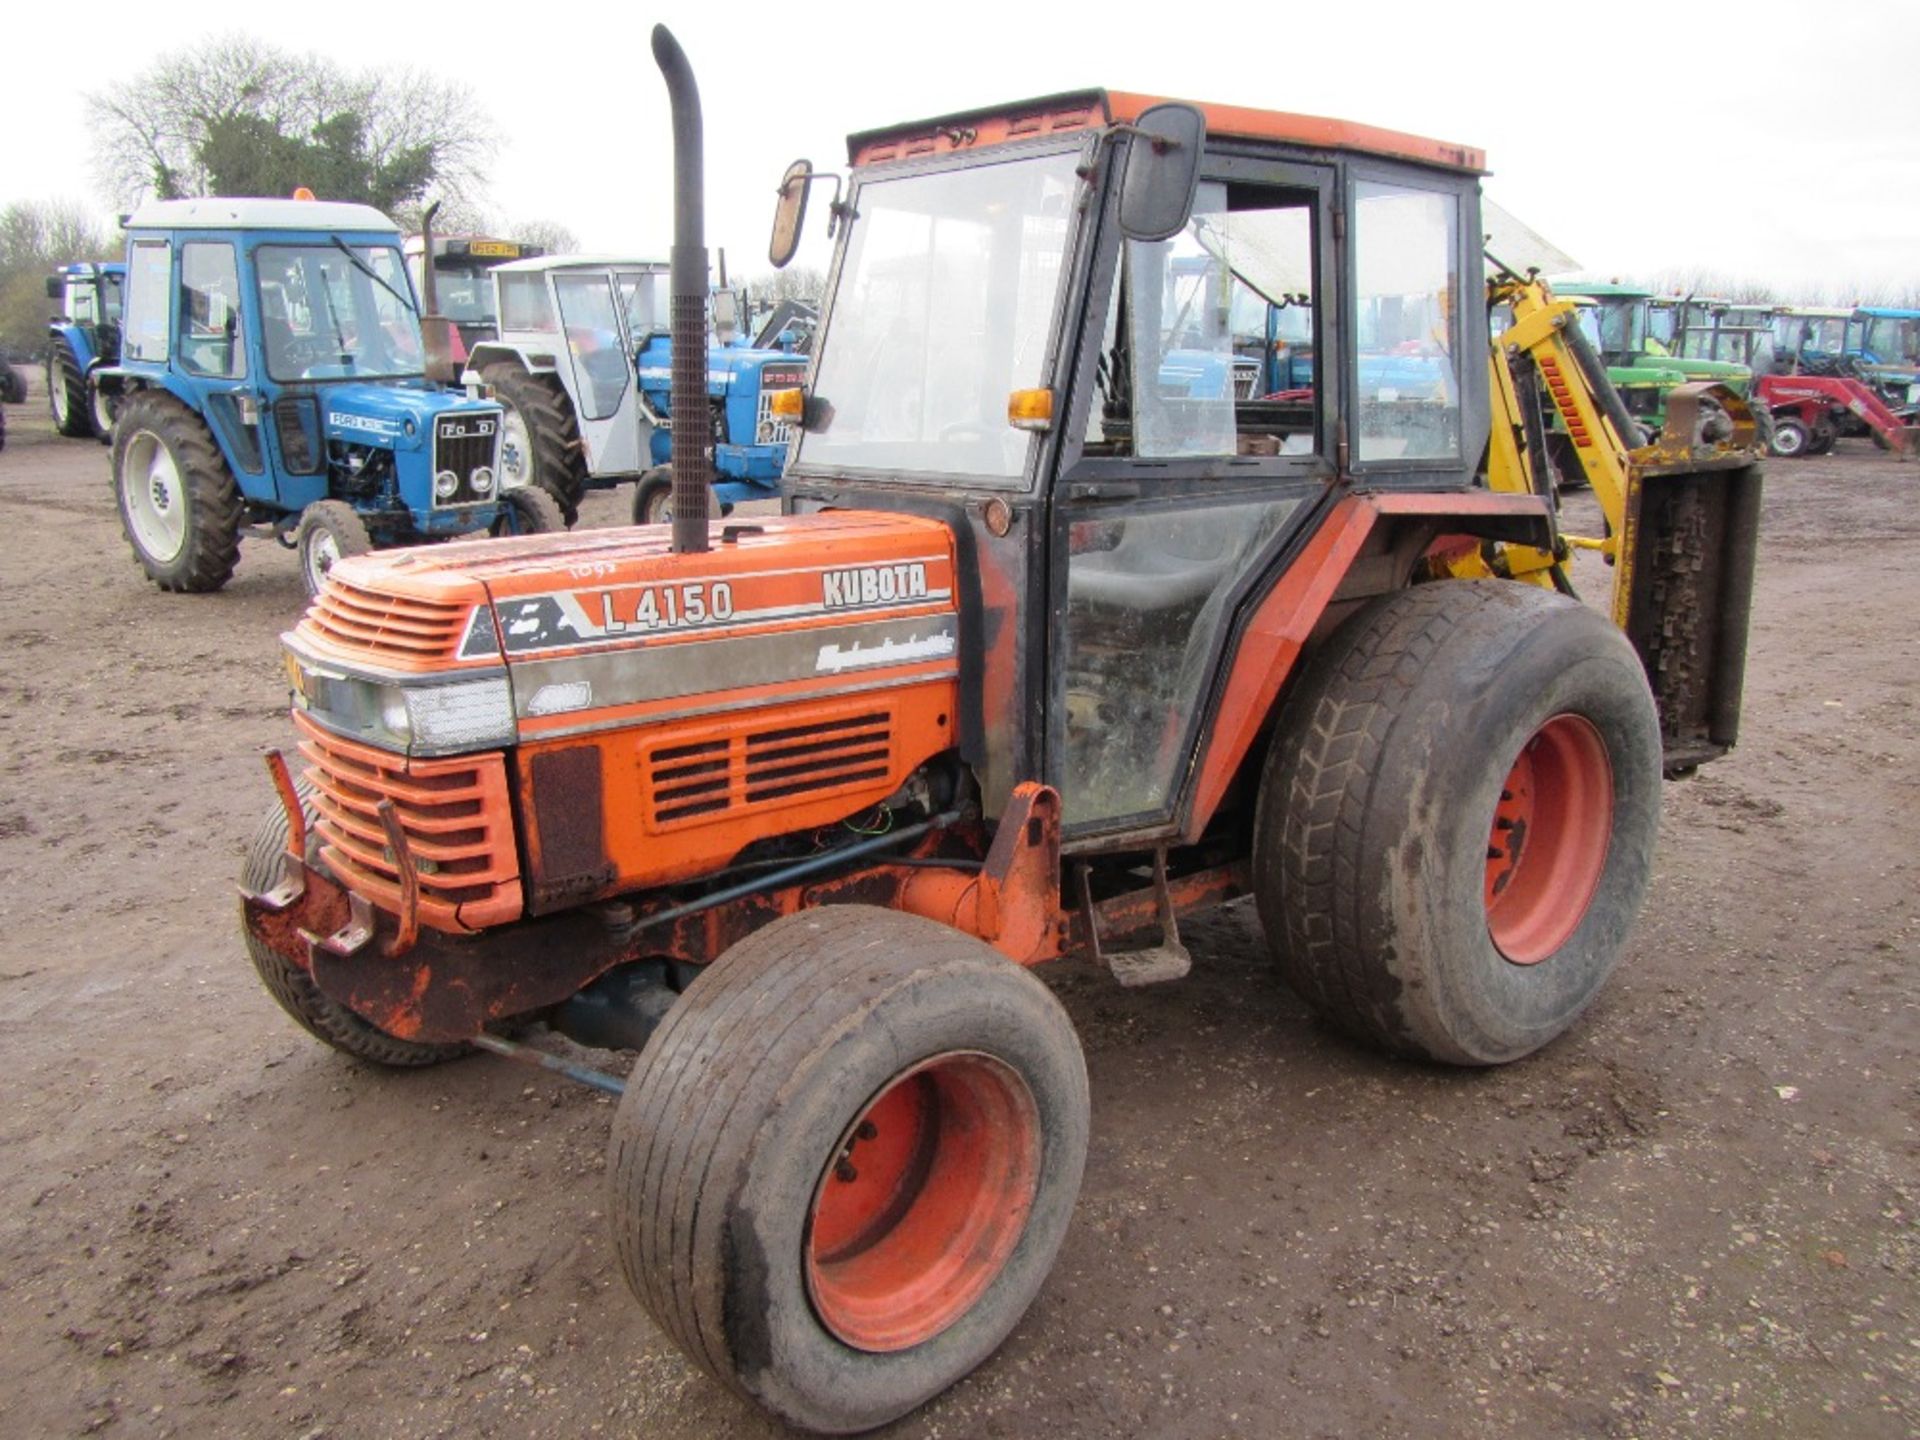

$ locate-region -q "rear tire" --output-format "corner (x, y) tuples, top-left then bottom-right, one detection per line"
(112, 392), (242, 593)
(482, 361), (586, 525)
(47, 339), (91, 437)
(295, 500), (372, 598)
(610, 906), (1090, 1433)
(1808, 425), (1838, 455)
(240, 785), (469, 1068)
(1252, 581), (1662, 1065)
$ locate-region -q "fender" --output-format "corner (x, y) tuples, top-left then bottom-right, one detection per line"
(467, 342), (562, 378)
(1181, 489), (1554, 839)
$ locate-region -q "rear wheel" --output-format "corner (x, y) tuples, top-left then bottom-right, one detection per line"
(88, 377), (115, 443)
(111, 392), (242, 592)
(295, 500), (372, 598)
(609, 906), (1089, 1433)
(1807, 424), (1837, 455)
(240, 785), (469, 1067)
(1252, 581), (1662, 1065)
(482, 361), (586, 524)
(47, 339), (91, 437)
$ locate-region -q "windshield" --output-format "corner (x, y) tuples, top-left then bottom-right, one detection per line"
(1861, 316), (1920, 365)
(257, 244), (424, 381)
(797, 150), (1082, 480)
(1593, 297), (1647, 356)
(100, 273), (124, 323)
(1780, 314), (1846, 355)
(432, 262), (497, 325)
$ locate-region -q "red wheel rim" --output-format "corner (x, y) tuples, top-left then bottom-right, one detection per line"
(805, 1051), (1039, 1353)
(1484, 714), (1614, 965)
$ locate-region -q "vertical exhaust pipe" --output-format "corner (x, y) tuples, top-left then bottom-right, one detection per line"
(652, 24), (712, 555)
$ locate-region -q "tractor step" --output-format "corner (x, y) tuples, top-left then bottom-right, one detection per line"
(1078, 846), (1193, 987)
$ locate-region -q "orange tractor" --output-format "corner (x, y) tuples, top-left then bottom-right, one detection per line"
(241, 28), (1761, 1432)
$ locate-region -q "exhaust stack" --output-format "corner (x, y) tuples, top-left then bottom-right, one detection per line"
(652, 24), (712, 555)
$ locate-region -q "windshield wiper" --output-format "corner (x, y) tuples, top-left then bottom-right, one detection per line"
(330, 237), (417, 316)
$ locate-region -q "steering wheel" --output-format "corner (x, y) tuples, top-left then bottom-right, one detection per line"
(278, 336), (329, 374)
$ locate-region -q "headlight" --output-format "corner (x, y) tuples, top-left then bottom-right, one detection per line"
(289, 649), (516, 756)
(471, 465), (495, 496)
(434, 468), (459, 500)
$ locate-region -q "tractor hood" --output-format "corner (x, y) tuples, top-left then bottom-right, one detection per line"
(285, 511), (961, 746)
(320, 381), (501, 453)
(638, 344), (807, 400)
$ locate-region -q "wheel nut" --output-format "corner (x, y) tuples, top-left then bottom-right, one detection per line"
(834, 1160), (858, 1183)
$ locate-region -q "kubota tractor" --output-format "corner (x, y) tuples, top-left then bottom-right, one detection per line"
(241, 29), (1761, 1432)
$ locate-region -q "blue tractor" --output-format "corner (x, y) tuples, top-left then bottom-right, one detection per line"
(99, 197), (562, 596)
(46, 262), (126, 441)
(468, 257), (803, 525)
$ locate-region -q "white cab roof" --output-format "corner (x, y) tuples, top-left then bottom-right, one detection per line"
(124, 197), (399, 234)
(490, 255), (668, 275)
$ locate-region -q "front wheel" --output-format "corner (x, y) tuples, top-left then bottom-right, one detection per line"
(610, 907), (1090, 1433)
(1253, 580), (1662, 1065)
(88, 376), (115, 443)
(1768, 414), (1809, 458)
(489, 484), (565, 536)
(631, 467), (672, 526)
(111, 392), (242, 593)
(295, 500), (373, 598)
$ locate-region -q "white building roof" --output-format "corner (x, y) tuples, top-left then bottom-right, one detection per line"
(123, 197), (399, 234)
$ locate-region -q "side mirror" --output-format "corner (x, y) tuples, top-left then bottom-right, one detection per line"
(1118, 104), (1206, 243)
(770, 159), (813, 269)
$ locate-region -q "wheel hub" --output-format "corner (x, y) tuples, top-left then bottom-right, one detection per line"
(805, 1051), (1039, 1353)
(1484, 714), (1614, 965)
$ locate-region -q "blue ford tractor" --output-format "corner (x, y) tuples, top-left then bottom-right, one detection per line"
(466, 257), (803, 525)
(46, 262), (126, 441)
(98, 197), (561, 596)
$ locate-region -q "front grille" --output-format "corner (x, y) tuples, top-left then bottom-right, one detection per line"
(302, 578), (471, 667)
(1231, 359), (1260, 401)
(433, 410), (500, 505)
(644, 710), (894, 830)
(295, 711), (522, 931)
(755, 367), (805, 446)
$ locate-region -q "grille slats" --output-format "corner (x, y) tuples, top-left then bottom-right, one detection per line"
(295, 712), (522, 930)
(434, 412), (500, 504)
(303, 578), (471, 666)
(644, 710), (896, 830)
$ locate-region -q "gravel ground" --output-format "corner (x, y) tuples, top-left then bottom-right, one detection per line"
(0, 373), (1913, 1439)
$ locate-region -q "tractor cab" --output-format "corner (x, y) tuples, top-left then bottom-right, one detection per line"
(403, 233), (543, 352)
(1558, 280), (1752, 408)
(100, 197), (553, 596)
(44, 261), (126, 439)
(1663, 297), (1778, 374)
(1847, 306), (1920, 402)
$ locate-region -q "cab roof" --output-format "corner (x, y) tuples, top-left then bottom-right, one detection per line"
(1556, 281), (1653, 300)
(123, 197), (400, 234)
(489, 255), (668, 275)
(849, 88), (1483, 174)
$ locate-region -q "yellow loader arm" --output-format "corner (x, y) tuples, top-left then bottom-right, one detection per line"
(1481, 273), (1765, 774)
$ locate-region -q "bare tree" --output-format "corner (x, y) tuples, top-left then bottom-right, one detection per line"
(746, 266), (826, 305)
(86, 35), (495, 212)
(505, 219), (580, 255)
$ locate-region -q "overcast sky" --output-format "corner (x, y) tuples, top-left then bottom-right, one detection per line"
(7, 0), (1916, 297)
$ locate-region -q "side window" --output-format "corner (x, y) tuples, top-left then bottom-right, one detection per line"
(500, 273), (557, 332)
(1353, 181), (1460, 463)
(179, 242), (244, 379)
(619, 273), (666, 338)
(1085, 178), (1320, 462)
(553, 273), (629, 420)
(124, 241), (172, 364)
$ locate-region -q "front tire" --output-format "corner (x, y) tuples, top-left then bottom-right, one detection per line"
(610, 907), (1090, 1433)
(631, 467), (672, 526)
(1768, 414), (1809, 458)
(1252, 581), (1662, 1065)
(489, 484), (565, 536)
(240, 786), (469, 1067)
(295, 500), (372, 598)
(112, 392), (242, 593)
(481, 361), (586, 524)
(47, 339), (91, 437)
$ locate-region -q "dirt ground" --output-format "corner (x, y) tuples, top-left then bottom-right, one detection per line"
(0, 372), (1913, 1440)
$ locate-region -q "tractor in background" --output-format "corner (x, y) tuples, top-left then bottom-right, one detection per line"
(1762, 304), (1919, 458)
(45, 262), (126, 441)
(466, 255), (803, 525)
(99, 196), (560, 596)
(1846, 305), (1920, 404)
(1557, 280), (1754, 423)
(404, 231), (546, 353)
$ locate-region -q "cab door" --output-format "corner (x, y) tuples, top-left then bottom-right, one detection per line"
(1049, 157), (1338, 838)
(552, 270), (642, 476)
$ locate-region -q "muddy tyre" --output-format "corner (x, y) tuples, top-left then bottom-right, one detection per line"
(489, 484), (565, 536)
(610, 906), (1089, 1433)
(482, 361), (586, 524)
(295, 500), (372, 598)
(241, 786), (468, 1067)
(1252, 581), (1662, 1065)
(112, 392), (242, 593)
(47, 338), (92, 437)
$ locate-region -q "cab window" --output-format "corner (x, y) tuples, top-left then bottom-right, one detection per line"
(500, 273), (557, 332)
(179, 242), (244, 379)
(1084, 179), (1320, 462)
(553, 273), (629, 419)
(1352, 180), (1460, 463)
(124, 241), (172, 364)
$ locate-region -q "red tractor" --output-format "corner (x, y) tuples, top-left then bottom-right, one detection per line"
(1757, 371), (1920, 459)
